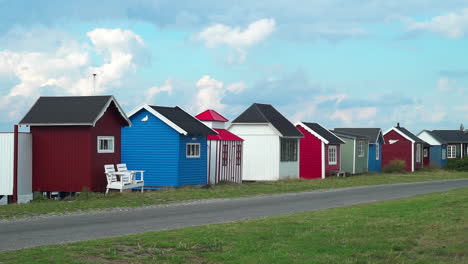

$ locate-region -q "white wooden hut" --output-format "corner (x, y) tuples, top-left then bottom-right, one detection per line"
(228, 103), (303, 181)
(0, 128), (32, 205)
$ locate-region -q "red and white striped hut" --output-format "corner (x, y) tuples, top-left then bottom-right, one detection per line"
(195, 110), (243, 184)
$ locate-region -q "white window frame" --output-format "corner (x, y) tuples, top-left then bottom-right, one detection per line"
(328, 145), (337, 165)
(416, 144), (422, 162)
(447, 145), (456, 159)
(97, 136), (115, 153)
(423, 148), (428, 158)
(375, 143), (380, 160)
(357, 140), (365, 157)
(186, 143), (201, 158)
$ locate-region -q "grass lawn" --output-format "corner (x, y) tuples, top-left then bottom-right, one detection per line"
(0, 187), (467, 263)
(1, 169), (467, 220)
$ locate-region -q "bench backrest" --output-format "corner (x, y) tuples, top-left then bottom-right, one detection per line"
(116, 163), (129, 172)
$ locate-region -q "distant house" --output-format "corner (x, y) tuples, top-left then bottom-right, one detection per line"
(195, 109), (244, 184)
(19, 96), (131, 192)
(331, 130), (369, 174)
(295, 122), (345, 179)
(122, 104), (217, 188)
(418, 130), (468, 167)
(334, 128), (385, 173)
(228, 103), (303, 181)
(382, 124), (425, 172)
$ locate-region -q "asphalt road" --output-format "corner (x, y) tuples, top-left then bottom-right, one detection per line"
(1, 179), (468, 252)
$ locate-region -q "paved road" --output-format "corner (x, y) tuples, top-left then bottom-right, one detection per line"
(1, 179), (468, 252)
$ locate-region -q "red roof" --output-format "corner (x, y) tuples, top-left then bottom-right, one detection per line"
(208, 129), (243, 141)
(195, 110), (229, 122)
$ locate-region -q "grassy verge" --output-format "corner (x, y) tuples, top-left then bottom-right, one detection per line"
(1, 169), (467, 220)
(1, 187), (467, 263)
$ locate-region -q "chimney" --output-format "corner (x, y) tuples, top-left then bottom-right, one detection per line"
(396, 122), (400, 128)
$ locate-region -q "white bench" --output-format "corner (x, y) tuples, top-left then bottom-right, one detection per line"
(104, 164), (145, 194)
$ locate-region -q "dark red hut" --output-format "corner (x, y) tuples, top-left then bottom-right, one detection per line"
(19, 96), (131, 192)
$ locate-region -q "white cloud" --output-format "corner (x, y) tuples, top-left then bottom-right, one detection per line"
(290, 94), (347, 123)
(437, 77), (452, 91)
(145, 79), (173, 103)
(407, 9), (468, 38)
(193, 75), (247, 113)
(0, 28), (149, 122)
(330, 107), (377, 125)
(196, 18), (275, 62)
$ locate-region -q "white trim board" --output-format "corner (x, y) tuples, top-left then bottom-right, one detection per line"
(383, 127), (415, 143)
(127, 104), (188, 135)
(295, 122), (329, 144)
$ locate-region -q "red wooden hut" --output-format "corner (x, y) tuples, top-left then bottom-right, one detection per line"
(19, 96), (131, 193)
(295, 122), (345, 179)
(195, 110), (243, 184)
(382, 123), (425, 172)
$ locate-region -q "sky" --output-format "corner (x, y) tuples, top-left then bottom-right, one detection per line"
(1, 0), (468, 133)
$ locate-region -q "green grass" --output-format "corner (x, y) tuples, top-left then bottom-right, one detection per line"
(1, 187), (467, 263)
(1, 169), (467, 220)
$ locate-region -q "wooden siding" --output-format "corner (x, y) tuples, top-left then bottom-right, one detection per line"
(297, 125), (322, 179)
(0, 134), (14, 195)
(368, 140), (383, 173)
(382, 130), (413, 172)
(429, 145), (447, 168)
(91, 103), (124, 191)
(178, 136), (208, 186)
(339, 137), (354, 174)
(122, 109), (180, 187)
(207, 140), (242, 184)
(354, 139), (369, 174)
(228, 124), (280, 181)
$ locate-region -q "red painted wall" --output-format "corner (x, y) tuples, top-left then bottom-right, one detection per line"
(423, 146), (430, 167)
(382, 130), (413, 172)
(325, 144), (341, 174)
(91, 103), (125, 191)
(297, 126), (322, 179)
(32, 102), (125, 192)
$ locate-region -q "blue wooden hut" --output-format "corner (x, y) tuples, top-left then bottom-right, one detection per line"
(417, 130), (468, 168)
(122, 104), (217, 188)
(334, 128), (385, 173)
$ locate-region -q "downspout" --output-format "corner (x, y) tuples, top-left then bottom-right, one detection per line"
(352, 139), (356, 174)
(411, 144), (414, 172)
(13, 125), (18, 204)
(461, 143), (463, 159)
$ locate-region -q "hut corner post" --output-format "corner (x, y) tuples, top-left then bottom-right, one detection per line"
(12, 124), (18, 204)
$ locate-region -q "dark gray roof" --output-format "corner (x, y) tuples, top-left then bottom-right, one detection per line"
(334, 128), (384, 144)
(395, 127), (425, 143)
(150, 106), (217, 136)
(431, 130), (468, 143)
(331, 130), (369, 140)
(19, 96), (130, 126)
(232, 103), (303, 137)
(419, 130), (448, 144)
(300, 122), (344, 144)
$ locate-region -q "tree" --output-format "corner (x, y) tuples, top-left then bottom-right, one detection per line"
(460, 124), (465, 131)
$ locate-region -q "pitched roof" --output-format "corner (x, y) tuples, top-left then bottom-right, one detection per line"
(418, 130), (448, 145)
(297, 122), (344, 144)
(231, 103), (303, 137)
(334, 128), (384, 144)
(384, 126), (425, 143)
(208, 129), (243, 141)
(431, 130), (468, 143)
(19, 96), (130, 126)
(331, 130), (369, 140)
(195, 110), (229, 122)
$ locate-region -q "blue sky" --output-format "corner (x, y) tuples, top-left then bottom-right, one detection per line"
(1, 0), (467, 133)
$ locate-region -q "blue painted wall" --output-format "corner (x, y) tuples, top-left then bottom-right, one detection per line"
(368, 138), (383, 173)
(122, 109), (208, 187)
(430, 145), (448, 168)
(178, 136), (208, 186)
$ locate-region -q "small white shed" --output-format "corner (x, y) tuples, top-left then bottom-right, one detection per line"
(0, 130), (32, 205)
(228, 103), (303, 181)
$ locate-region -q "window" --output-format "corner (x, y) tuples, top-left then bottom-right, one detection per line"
(328, 145), (337, 165)
(236, 144), (242, 165)
(416, 144), (422, 162)
(442, 148), (447, 160)
(186, 143), (200, 158)
(376, 143), (380, 160)
(357, 140), (365, 157)
(280, 138), (298, 162)
(222, 144), (228, 166)
(97, 136), (114, 153)
(423, 149), (428, 158)
(447, 145), (456, 159)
